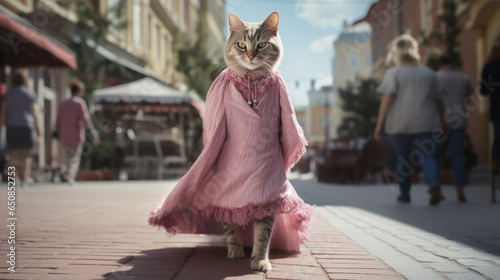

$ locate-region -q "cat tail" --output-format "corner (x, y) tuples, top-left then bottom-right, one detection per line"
(277, 74), (308, 173)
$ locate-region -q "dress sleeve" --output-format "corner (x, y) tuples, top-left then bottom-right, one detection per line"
(203, 70), (227, 146)
(278, 75), (308, 173)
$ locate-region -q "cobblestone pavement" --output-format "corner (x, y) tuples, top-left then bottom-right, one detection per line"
(0, 175), (499, 280)
(0, 180), (400, 280)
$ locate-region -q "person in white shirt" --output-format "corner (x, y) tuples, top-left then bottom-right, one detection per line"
(374, 34), (447, 205)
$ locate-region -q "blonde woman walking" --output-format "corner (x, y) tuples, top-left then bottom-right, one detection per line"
(374, 34), (446, 205)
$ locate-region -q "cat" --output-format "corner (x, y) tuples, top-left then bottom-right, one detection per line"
(225, 12), (282, 77)
(222, 11), (282, 273)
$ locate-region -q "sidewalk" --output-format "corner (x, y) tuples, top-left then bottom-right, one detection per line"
(291, 173), (500, 280)
(0, 176), (499, 280)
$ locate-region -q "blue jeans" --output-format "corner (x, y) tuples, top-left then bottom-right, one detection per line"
(389, 133), (440, 199)
(448, 129), (466, 186)
(493, 120), (500, 159)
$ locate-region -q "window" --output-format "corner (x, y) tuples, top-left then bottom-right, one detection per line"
(349, 54), (359, 69)
(156, 25), (161, 59)
(315, 94), (323, 106)
(163, 34), (168, 71)
(133, 0), (142, 49)
(365, 52), (372, 68)
(108, 0), (120, 36)
(146, 14), (151, 53)
(420, 0), (432, 36)
(318, 115), (326, 128)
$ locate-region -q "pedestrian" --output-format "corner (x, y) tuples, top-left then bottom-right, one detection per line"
(436, 55), (474, 202)
(374, 34), (446, 205)
(113, 120), (125, 180)
(480, 44), (500, 173)
(0, 71), (40, 185)
(55, 79), (100, 185)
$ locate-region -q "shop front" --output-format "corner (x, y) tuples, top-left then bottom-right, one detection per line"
(93, 77), (204, 180)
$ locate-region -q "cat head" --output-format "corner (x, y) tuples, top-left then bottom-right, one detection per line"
(224, 12), (283, 76)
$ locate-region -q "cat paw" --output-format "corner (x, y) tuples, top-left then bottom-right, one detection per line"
(227, 248), (245, 259)
(250, 259), (272, 272)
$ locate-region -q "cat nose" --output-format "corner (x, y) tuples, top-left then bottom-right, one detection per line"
(248, 54), (255, 61)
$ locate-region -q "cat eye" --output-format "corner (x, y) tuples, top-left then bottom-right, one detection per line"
(257, 42), (267, 48)
(237, 42), (246, 49)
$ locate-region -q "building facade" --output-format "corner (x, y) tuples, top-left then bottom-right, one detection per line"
(0, 0), (77, 170)
(330, 24), (372, 139)
(306, 83), (333, 148)
(0, 0), (226, 173)
(467, 0), (500, 164)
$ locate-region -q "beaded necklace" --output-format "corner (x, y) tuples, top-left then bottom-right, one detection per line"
(228, 68), (275, 109)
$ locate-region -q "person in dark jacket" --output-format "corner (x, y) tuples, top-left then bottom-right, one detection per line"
(0, 71), (40, 185)
(480, 44), (500, 172)
(437, 55), (474, 202)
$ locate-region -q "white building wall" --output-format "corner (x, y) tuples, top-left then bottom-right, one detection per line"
(330, 25), (372, 139)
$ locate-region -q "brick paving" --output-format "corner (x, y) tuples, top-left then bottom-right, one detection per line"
(0, 180), (402, 280)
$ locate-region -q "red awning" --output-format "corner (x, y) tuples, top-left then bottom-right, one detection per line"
(353, 2), (381, 26)
(0, 10), (77, 69)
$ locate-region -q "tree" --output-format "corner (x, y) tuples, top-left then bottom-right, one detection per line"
(173, 24), (226, 100)
(59, 0), (128, 100)
(336, 78), (381, 138)
(439, 0), (462, 66)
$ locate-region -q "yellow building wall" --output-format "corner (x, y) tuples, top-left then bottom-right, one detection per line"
(468, 0), (500, 164)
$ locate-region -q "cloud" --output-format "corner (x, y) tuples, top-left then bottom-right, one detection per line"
(310, 35), (335, 53)
(295, 0), (368, 29)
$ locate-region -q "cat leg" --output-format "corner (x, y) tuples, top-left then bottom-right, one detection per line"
(250, 214), (275, 272)
(223, 223), (245, 259)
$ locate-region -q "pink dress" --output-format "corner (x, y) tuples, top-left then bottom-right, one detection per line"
(149, 68), (315, 252)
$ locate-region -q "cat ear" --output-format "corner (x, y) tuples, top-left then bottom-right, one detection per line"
(228, 13), (244, 32)
(262, 12), (279, 31)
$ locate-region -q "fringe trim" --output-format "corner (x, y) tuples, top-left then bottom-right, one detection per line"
(148, 192), (315, 244)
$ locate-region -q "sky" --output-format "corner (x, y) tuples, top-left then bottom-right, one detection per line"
(224, 0), (375, 107)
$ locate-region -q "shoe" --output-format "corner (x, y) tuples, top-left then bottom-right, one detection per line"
(429, 187), (444, 206)
(24, 177), (34, 184)
(397, 196), (411, 203)
(20, 177), (34, 187)
(456, 187), (467, 203)
(60, 174), (68, 182)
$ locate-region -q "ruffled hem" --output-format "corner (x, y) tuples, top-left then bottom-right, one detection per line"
(148, 192), (315, 244)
